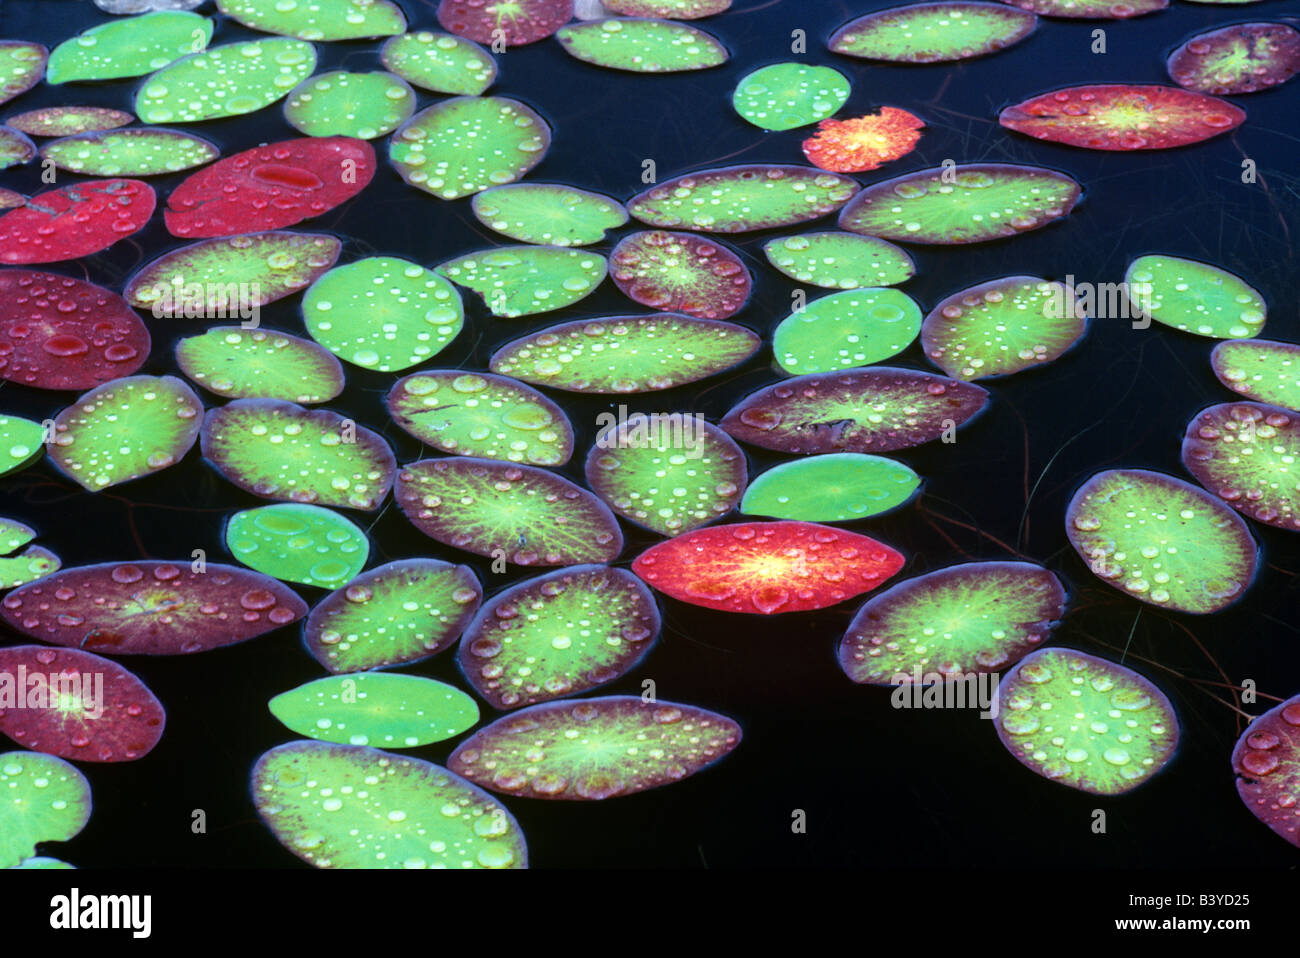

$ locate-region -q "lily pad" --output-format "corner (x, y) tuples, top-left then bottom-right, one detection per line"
(0, 646), (165, 763)
(632, 520), (905, 614)
(395, 457), (624, 566)
(0, 189), (24, 210)
(135, 38), (317, 124)
(1168, 23), (1300, 96)
(0, 42), (47, 108)
(284, 70), (415, 139)
(226, 503), (369, 588)
(1211, 339), (1300, 411)
(253, 742), (527, 868)
(1125, 254), (1265, 339)
(586, 412), (745, 535)
(922, 276), (1087, 380)
(0, 271), (150, 390)
(387, 371), (574, 467)
(459, 566), (660, 710)
(176, 327), (344, 404)
(830, 2), (1037, 63)
(14, 856), (75, 868)
(732, 63), (850, 131)
(763, 233), (915, 289)
(1066, 468), (1258, 614)
(164, 136), (375, 238)
(303, 257), (464, 370)
(1232, 694), (1300, 849)
(304, 559), (482, 674)
(610, 230), (750, 319)
(1182, 402), (1300, 532)
(0, 126), (35, 169)
(472, 184), (628, 246)
(40, 128), (217, 177)
(390, 96), (550, 201)
(438, 0), (574, 46)
(773, 288), (923, 374)
(721, 367), (989, 454)
(0, 560), (307, 654)
(201, 399), (396, 510)
(490, 314), (760, 393)
(269, 674), (477, 748)
(802, 108), (926, 173)
(606, 0), (730, 15)
(49, 376), (202, 491)
(741, 453), (920, 522)
(449, 696), (740, 799)
(437, 247), (605, 318)
(998, 0), (1167, 17)
(381, 31), (496, 95)
(0, 752), (89, 869)
(0, 547), (61, 588)
(628, 164), (858, 233)
(838, 164), (1081, 245)
(838, 561), (1064, 684)
(0, 518), (35, 555)
(0, 179), (155, 265)
(95, 0), (207, 11)
(46, 11), (212, 84)
(0, 415), (44, 477)
(556, 19), (728, 72)
(218, 0), (406, 40)
(6, 107), (133, 137)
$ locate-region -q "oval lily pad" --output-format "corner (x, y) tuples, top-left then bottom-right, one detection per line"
(732, 62), (850, 131)
(556, 18), (728, 72)
(605, 0), (731, 15)
(0, 42), (47, 108)
(381, 31), (497, 95)
(1211, 339), (1300, 411)
(304, 559), (482, 674)
(838, 561), (1064, 684)
(628, 165), (857, 233)
(164, 136), (375, 238)
(269, 674), (477, 748)
(1232, 694), (1300, 849)
(763, 233), (915, 289)
(610, 230), (750, 319)
(0, 270), (150, 390)
(459, 565), (660, 709)
(633, 520), (905, 614)
(449, 696), (739, 799)
(998, 0), (1167, 17)
(0, 752), (89, 869)
(47, 11), (212, 84)
(135, 38), (317, 124)
(226, 502), (369, 588)
(253, 741), (527, 868)
(1125, 254), (1265, 339)
(0, 179), (155, 265)
(438, 0), (574, 46)
(1066, 468), (1258, 614)
(490, 314), (760, 393)
(802, 108), (926, 174)
(49, 375), (202, 491)
(0, 126), (35, 169)
(0, 517), (35, 555)
(176, 327), (344, 404)
(387, 371), (573, 467)
(0, 646), (165, 763)
(303, 257), (463, 370)
(437, 246), (605, 318)
(1000, 84), (1246, 150)
(1182, 402), (1300, 532)
(390, 97), (550, 201)
(830, 2), (1037, 63)
(1, 560), (307, 654)
(922, 276), (1087, 380)
(722, 367), (989, 454)
(284, 70), (415, 139)
(741, 453), (920, 522)
(773, 288), (922, 374)
(395, 457), (624, 566)
(586, 413), (745, 535)
(218, 0), (406, 40)
(0, 415), (44, 477)
(0, 547), (61, 588)
(39, 128), (217, 177)
(1168, 23), (1300, 95)
(838, 164), (1081, 245)
(472, 184), (628, 246)
(201, 399), (396, 510)
(6, 107), (134, 137)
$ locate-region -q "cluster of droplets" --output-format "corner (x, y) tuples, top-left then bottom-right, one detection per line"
(925, 279), (1078, 380)
(611, 230), (750, 319)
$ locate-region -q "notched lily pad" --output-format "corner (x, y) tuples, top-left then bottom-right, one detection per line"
(0, 179), (155, 264)
(0, 752), (89, 869)
(763, 232), (915, 289)
(1125, 254), (1265, 339)
(438, 0), (574, 46)
(381, 31), (497, 95)
(1168, 23), (1300, 95)
(472, 184), (628, 246)
(6, 107), (133, 137)
(284, 70), (415, 139)
(556, 18), (728, 72)
(269, 674), (477, 748)
(1232, 694), (1300, 849)
(437, 246), (606, 318)
(741, 453), (920, 522)
(830, 2), (1037, 63)
(1182, 402), (1300, 532)
(732, 62), (850, 131)
(177, 327), (344, 404)
(773, 288), (922, 374)
(41, 129), (217, 177)
(0, 42), (47, 108)
(47, 11), (212, 84)
(217, 0), (406, 41)
(0, 126), (35, 169)
(1211, 339), (1300, 411)
(226, 502), (369, 589)
(610, 230), (750, 319)
(0, 547), (61, 589)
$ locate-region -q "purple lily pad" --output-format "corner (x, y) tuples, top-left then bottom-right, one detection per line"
(1232, 694), (1300, 849)
(610, 230), (751, 319)
(1167, 23), (1300, 96)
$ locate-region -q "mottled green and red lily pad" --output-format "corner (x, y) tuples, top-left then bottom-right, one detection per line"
(176, 327), (345, 404)
(0, 42), (48, 108)
(0, 646), (164, 763)
(721, 367), (989, 454)
(830, 2), (1037, 64)
(1168, 23), (1300, 95)
(396, 457), (623, 566)
(1182, 402), (1300, 532)
(628, 165), (857, 233)
(996, 0), (1167, 17)
(605, 0), (731, 16)
(1232, 694), (1300, 849)
(633, 520), (905, 614)
(438, 0), (573, 46)
(40, 128), (218, 177)
(0, 179), (155, 265)
(6, 107), (133, 137)
(0, 751), (88, 870)
(217, 0), (406, 40)
(1211, 339), (1300, 412)
(0, 126), (35, 169)
(556, 19), (728, 73)
(0, 560), (307, 655)
(449, 696), (740, 799)
(610, 230), (750, 319)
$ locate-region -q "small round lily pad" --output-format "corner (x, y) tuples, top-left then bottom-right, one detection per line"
(226, 503), (369, 589)
(773, 288), (922, 374)
(6, 107), (133, 138)
(381, 31), (496, 95)
(741, 453), (920, 522)
(40, 128), (217, 177)
(176, 327), (344, 404)
(0, 547), (61, 588)
(1211, 339), (1300, 411)
(472, 184), (628, 246)
(0, 752), (89, 869)
(610, 230), (750, 319)
(999, 0), (1166, 16)
(732, 63), (850, 131)
(0, 126), (35, 169)
(0, 42), (48, 108)
(1125, 254), (1265, 339)
(1232, 694), (1300, 849)
(830, 2), (1037, 63)
(217, 0), (406, 41)
(46, 11), (212, 84)
(438, 0), (574, 46)
(605, 0), (731, 15)
(284, 70), (415, 139)
(1168, 23), (1300, 95)
(762, 232), (915, 289)
(0, 179), (155, 264)
(437, 246), (606, 318)
(269, 674), (478, 748)
(0, 415), (44, 477)
(556, 19), (728, 72)
(1182, 402), (1300, 532)
(802, 108), (925, 173)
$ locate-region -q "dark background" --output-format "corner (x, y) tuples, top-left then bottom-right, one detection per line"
(0, 0), (1296, 869)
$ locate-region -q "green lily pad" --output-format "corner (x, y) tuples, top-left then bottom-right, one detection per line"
(390, 96), (551, 201)
(270, 674), (478, 748)
(1182, 402), (1300, 532)
(0, 42), (47, 108)
(732, 62), (850, 131)
(0, 415), (45, 478)
(1211, 339), (1300, 412)
(284, 70), (415, 139)
(556, 19), (728, 72)
(40, 128), (218, 176)
(1125, 254), (1266, 339)
(0, 546), (61, 588)
(47, 11), (212, 84)
(742, 453), (920, 522)
(0, 517), (35, 555)
(0, 752), (91, 869)
(225, 502), (368, 588)
(762, 232), (915, 289)
(772, 288), (922, 374)
(436, 246), (606, 318)
(605, 0), (731, 15)
(6, 107), (133, 137)
(176, 327), (345, 404)
(472, 184), (628, 246)
(1000, 0), (1167, 16)
(14, 856), (75, 869)
(0, 126), (35, 169)
(217, 0), (406, 41)
(830, 2), (1037, 63)
(135, 38), (317, 124)
(381, 31), (496, 95)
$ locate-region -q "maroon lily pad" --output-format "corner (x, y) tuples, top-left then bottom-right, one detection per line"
(0, 645), (164, 762)
(0, 179), (156, 265)
(164, 137), (375, 239)
(0, 560), (307, 655)
(438, 0), (574, 46)
(610, 230), (751, 319)
(1232, 694), (1300, 849)
(1167, 23), (1300, 96)
(0, 270), (150, 390)
(6, 107), (133, 138)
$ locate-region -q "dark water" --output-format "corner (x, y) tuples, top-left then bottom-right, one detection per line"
(0, 0), (1297, 870)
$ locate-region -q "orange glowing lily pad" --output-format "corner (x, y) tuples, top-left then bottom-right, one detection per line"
(632, 520), (905, 615)
(802, 108), (924, 173)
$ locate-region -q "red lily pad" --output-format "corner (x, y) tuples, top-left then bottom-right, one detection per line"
(999, 84), (1245, 150)
(0, 645), (164, 763)
(0, 561), (307, 655)
(1232, 694), (1300, 849)
(6, 107), (133, 138)
(164, 137), (375, 239)
(438, 0), (574, 46)
(610, 230), (751, 320)
(0, 179), (155, 265)
(1167, 23), (1300, 96)
(633, 520), (905, 614)
(0, 271), (150, 390)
